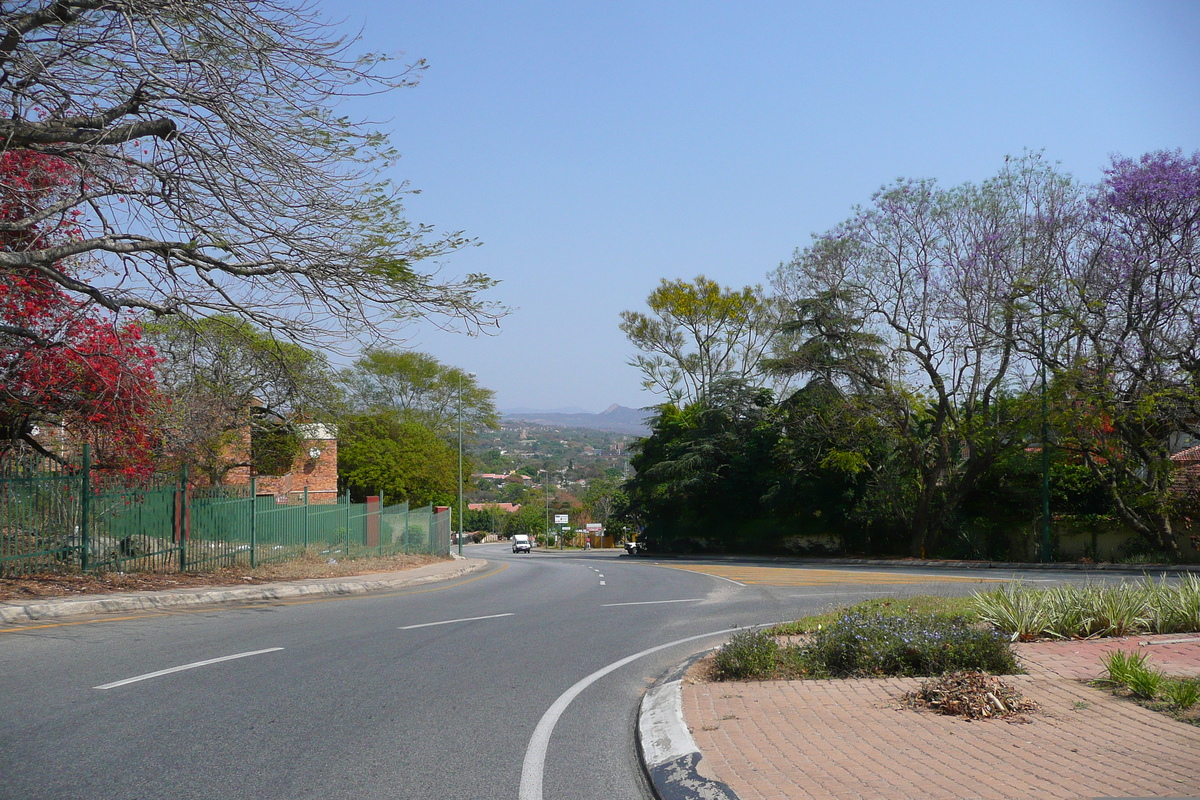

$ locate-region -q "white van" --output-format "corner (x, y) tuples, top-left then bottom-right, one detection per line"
(511, 534), (532, 553)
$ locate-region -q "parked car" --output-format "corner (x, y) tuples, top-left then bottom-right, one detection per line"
(512, 534), (532, 553)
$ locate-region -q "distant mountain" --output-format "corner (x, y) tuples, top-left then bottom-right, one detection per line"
(502, 405), (590, 415)
(501, 404), (651, 435)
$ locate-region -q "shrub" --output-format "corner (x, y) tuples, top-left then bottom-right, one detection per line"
(972, 583), (1053, 641)
(974, 578), (1200, 641)
(1124, 664), (1165, 699)
(1085, 584), (1149, 637)
(797, 611), (1020, 678)
(1163, 678), (1200, 711)
(1100, 648), (1146, 687)
(1156, 573), (1200, 633)
(1100, 648), (1163, 698)
(711, 629), (779, 680)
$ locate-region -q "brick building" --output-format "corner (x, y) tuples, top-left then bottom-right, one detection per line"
(251, 423), (339, 504)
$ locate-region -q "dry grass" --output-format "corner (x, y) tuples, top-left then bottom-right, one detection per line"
(0, 552), (447, 603)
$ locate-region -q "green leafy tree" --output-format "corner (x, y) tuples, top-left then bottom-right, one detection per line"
(506, 495), (550, 539)
(582, 476), (628, 534)
(340, 349), (499, 439)
(338, 411), (460, 506)
(623, 379), (786, 552)
(145, 315), (341, 484)
(620, 276), (781, 405)
(465, 505), (508, 537)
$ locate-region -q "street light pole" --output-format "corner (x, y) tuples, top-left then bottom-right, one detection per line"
(458, 371), (475, 557)
(1040, 288), (1051, 563)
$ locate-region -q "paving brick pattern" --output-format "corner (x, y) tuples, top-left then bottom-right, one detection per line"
(683, 635), (1200, 800)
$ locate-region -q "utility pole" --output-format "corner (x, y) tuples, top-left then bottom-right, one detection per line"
(1040, 286), (1051, 563)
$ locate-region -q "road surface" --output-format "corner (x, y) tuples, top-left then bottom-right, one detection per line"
(0, 545), (1111, 800)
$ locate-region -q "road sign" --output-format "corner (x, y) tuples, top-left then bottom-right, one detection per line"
(554, 514), (569, 524)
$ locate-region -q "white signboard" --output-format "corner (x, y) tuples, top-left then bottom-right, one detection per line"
(554, 514), (569, 524)
(585, 523), (603, 532)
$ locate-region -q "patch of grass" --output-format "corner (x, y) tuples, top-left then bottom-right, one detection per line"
(1097, 649), (1200, 725)
(765, 595), (978, 636)
(1100, 648), (1149, 688)
(1163, 678), (1200, 711)
(1125, 663), (1166, 699)
(709, 629), (779, 681)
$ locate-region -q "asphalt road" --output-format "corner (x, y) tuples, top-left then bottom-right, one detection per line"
(0, 546), (1130, 800)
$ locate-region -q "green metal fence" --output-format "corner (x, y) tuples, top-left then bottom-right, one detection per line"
(0, 445), (451, 575)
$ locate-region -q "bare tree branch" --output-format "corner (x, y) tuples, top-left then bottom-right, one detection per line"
(0, 0), (503, 347)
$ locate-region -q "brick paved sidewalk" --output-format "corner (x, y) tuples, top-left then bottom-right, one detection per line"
(682, 634), (1200, 800)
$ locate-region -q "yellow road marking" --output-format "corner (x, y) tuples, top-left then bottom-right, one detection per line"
(0, 562), (508, 634)
(658, 563), (1005, 587)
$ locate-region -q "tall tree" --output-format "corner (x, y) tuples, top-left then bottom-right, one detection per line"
(620, 276), (781, 405)
(581, 475), (628, 533)
(340, 348), (498, 439)
(338, 411), (460, 506)
(623, 379), (785, 551)
(772, 153), (1086, 555)
(1050, 150), (1200, 558)
(0, 0), (501, 349)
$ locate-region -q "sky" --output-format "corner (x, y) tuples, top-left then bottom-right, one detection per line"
(318, 0), (1200, 413)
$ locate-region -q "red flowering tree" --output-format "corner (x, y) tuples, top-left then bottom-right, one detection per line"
(0, 149), (162, 475)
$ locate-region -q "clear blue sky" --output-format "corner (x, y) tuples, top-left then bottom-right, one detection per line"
(322, 0), (1200, 412)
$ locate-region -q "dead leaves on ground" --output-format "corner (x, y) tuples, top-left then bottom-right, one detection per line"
(902, 671), (1039, 722)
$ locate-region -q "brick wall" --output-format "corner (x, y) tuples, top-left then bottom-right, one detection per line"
(256, 436), (339, 504)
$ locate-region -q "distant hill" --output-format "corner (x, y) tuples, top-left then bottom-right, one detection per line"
(501, 404), (651, 435)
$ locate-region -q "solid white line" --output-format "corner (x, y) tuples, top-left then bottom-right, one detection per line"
(518, 626), (741, 800)
(644, 562), (746, 586)
(602, 598), (703, 607)
(698, 572), (744, 586)
(400, 612), (514, 630)
(94, 648), (284, 690)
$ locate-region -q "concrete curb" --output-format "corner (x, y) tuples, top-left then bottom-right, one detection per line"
(0, 558), (488, 624)
(638, 658), (740, 800)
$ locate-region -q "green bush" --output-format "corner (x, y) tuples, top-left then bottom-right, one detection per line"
(1163, 678), (1200, 710)
(711, 629), (779, 680)
(973, 577), (1200, 641)
(797, 610), (1020, 678)
(1125, 665), (1166, 700)
(1100, 648), (1147, 687)
(1101, 648), (1165, 699)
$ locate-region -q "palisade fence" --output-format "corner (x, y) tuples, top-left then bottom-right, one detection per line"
(0, 445), (451, 576)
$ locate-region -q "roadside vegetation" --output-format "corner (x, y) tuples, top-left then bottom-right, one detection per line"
(973, 575), (1200, 640)
(618, 152), (1200, 564)
(713, 595), (1012, 681)
(1097, 649), (1200, 726)
(711, 579), (1200, 682)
